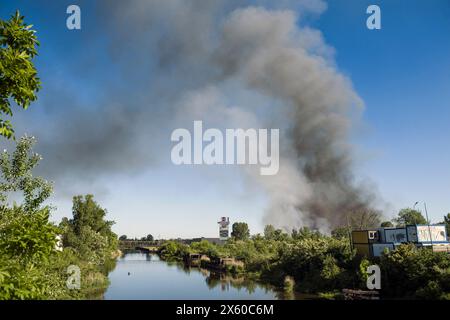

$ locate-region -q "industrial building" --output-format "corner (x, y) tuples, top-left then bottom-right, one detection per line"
(218, 217), (230, 241)
(352, 224), (450, 257)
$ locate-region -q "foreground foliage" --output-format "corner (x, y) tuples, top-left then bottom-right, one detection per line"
(0, 11), (41, 138)
(379, 244), (450, 299)
(0, 137), (117, 299)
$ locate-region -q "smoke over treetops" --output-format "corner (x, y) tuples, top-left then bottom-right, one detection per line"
(9, 0), (381, 233)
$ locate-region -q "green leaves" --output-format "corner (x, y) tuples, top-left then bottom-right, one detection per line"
(394, 208), (428, 226)
(0, 11), (41, 139)
(0, 207), (58, 262)
(0, 135), (56, 264)
(0, 135), (62, 300)
(0, 135), (53, 211)
(0, 134), (117, 300)
(60, 195), (118, 264)
(231, 222), (250, 240)
(380, 244), (450, 299)
(0, 120), (14, 139)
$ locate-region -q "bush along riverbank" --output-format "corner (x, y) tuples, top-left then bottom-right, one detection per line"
(157, 226), (450, 300)
(0, 12), (119, 300)
(0, 137), (118, 299)
(58, 194), (119, 299)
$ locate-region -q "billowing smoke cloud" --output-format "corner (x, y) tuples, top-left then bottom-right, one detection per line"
(10, 0), (379, 231)
(214, 7), (376, 231)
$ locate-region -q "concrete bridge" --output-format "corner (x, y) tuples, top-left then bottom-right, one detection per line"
(135, 246), (160, 253)
(119, 240), (162, 252)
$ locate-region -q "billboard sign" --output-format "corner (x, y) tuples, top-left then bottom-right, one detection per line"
(407, 225), (447, 243)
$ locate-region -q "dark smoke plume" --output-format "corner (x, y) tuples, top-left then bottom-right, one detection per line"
(9, 0), (380, 231)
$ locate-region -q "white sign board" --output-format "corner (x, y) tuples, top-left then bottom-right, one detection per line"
(407, 225), (447, 243)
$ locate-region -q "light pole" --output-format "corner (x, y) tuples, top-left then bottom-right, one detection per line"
(424, 203), (433, 249)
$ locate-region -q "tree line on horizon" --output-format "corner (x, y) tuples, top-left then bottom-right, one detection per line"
(233, 207), (450, 241)
(117, 207), (450, 243)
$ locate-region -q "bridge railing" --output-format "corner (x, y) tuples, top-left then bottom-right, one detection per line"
(119, 240), (162, 249)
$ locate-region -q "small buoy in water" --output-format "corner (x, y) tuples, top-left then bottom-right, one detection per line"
(128, 272), (130, 276)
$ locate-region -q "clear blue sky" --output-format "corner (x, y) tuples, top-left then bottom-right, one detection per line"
(315, 1), (450, 222)
(1, 1), (449, 238)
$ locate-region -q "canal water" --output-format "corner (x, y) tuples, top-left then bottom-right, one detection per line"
(104, 252), (284, 300)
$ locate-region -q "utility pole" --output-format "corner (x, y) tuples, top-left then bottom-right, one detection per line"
(346, 213), (353, 249)
(424, 203), (433, 250)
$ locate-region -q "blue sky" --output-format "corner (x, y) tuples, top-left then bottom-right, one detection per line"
(315, 0), (450, 221)
(1, 1), (449, 238)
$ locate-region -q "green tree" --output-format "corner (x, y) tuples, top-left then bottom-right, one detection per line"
(70, 195), (114, 236)
(0, 136), (52, 212)
(380, 244), (450, 299)
(0, 136), (56, 261)
(190, 240), (219, 258)
(348, 209), (381, 230)
(263, 225), (289, 241)
(0, 136), (60, 299)
(264, 225), (276, 239)
(119, 235), (127, 241)
(331, 226), (351, 240)
(158, 240), (189, 259)
(60, 195), (117, 263)
(0, 11), (41, 138)
(292, 227), (321, 240)
(381, 221), (394, 228)
(146, 234), (154, 241)
(231, 222), (250, 241)
(394, 208), (427, 226)
(276, 236), (355, 293)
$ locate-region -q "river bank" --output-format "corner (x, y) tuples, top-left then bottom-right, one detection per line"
(104, 252), (311, 300)
(153, 232), (450, 300)
(156, 238), (345, 299)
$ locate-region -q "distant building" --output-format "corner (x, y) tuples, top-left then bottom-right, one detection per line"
(352, 224), (450, 257)
(218, 217), (230, 240)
